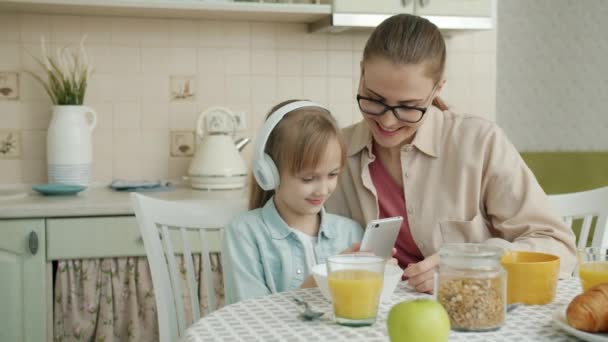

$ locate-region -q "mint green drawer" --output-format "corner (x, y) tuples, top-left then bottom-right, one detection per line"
(46, 216), (222, 260)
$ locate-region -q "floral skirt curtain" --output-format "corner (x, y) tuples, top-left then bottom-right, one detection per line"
(53, 253), (223, 342)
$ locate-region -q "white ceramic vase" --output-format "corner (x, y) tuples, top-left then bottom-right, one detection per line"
(47, 105), (97, 186)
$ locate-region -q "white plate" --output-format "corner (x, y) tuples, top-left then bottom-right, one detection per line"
(552, 304), (608, 342)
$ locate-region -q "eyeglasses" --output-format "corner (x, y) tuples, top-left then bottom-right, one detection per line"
(356, 84), (438, 123)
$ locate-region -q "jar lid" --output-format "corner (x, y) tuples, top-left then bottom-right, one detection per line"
(439, 243), (506, 269)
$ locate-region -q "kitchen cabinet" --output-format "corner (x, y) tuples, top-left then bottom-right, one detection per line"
(332, 0), (414, 15)
(0, 219), (46, 342)
(0, 0), (331, 23)
(415, 0), (492, 18)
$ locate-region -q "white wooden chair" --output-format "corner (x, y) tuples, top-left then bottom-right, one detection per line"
(548, 186), (608, 249)
(130, 193), (246, 342)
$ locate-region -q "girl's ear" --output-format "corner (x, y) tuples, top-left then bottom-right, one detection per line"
(434, 79), (447, 98)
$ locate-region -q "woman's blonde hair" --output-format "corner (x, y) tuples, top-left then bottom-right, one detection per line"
(362, 14), (448, 110)
(249, 100), (346, 210)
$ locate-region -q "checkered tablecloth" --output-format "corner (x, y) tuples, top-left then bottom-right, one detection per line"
(184, 279), (585, 341)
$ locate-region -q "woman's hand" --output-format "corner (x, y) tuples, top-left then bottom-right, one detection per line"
(403, 253), (440, 293)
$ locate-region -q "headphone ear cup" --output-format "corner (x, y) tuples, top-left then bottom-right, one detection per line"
(253, 153), (280, 191)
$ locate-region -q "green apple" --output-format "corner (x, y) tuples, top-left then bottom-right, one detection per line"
(387, 299), (451, 342)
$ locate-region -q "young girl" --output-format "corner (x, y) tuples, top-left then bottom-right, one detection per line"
(222, 100), (363, 304)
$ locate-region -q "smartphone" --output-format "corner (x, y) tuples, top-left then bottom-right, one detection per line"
(360, 216), (403, 259)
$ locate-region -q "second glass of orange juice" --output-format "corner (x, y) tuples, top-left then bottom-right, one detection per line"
(577, 247), (608, 292)
(327, 254), (384, 326)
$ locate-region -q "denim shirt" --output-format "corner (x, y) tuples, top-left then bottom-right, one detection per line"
(222, 197), (363, 304)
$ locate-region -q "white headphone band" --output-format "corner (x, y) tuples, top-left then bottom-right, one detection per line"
(254, 100), (329, 162)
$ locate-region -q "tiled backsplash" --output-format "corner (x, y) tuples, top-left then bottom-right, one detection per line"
(0, 12), (496, 184)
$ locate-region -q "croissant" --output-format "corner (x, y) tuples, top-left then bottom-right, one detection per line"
(566, 283), (608, 333)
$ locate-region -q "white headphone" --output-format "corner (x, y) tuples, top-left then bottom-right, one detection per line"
(253, 100), (329, 191)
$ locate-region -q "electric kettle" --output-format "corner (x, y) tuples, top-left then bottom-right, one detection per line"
(187, 107), (249, 190)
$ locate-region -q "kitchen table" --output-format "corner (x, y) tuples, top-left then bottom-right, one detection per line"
(183, 278), (585, 341)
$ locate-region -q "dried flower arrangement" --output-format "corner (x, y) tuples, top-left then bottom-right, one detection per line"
(26, 36), (94, 105)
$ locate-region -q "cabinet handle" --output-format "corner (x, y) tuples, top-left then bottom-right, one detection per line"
(419, 0), (431, 7)
(29, 231), (39, 255)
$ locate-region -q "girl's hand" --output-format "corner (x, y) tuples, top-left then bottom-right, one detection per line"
(300, 275), (317, 288)
(339, 242), (361, 254)
(403, 253), (440, 293)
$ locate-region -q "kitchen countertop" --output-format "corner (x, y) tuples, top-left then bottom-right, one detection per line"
(0, 183), (247, 219)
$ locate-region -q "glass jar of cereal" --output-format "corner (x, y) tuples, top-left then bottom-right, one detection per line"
(436, 243), (506, 332)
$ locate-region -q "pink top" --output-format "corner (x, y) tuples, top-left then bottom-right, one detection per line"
(369, 149), (424, 269)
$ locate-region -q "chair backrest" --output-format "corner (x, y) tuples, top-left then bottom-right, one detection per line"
(130, 193), (246, 342)
(548, 186), (608, 249)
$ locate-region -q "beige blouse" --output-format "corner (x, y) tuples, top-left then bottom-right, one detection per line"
(326, 106), (577, 276)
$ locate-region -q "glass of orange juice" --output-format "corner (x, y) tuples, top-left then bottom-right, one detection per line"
(326, 254), (384, 326)
(577, 247), (608, 292)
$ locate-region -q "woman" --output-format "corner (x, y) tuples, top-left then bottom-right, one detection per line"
(325, 13), (576, 293)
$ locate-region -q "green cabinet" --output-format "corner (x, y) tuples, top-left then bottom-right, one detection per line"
(0, 219), (46, 342)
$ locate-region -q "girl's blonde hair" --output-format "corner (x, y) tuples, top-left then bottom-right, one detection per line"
(362, 14), (448, 110)
(249, 100), (346, 210)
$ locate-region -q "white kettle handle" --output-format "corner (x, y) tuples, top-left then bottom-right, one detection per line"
(83, 105), (97, 131)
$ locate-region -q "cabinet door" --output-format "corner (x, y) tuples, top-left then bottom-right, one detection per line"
(415, 0), (492, 17)
(333, 0), (414, 14)
(0, 219), (46, 342)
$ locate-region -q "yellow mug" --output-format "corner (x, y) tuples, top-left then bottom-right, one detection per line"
(500, 251), (560, 305)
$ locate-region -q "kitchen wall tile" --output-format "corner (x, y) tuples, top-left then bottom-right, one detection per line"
(199, 20), (223, 47)
(225, 75), (251, 105)
(89, 102), (114, 130)
(140, 158), (169, 179)
(301, 31), (327, 51)
(222, 21), (250, 48)
(142, 102), (169, 129)
(0, 160), (21, 184)
(328, 103), (354, 128)
(250, 22), (276, 49)
(0, 103), (21, 129)
(169, 102), (198, 130)
(328, 50), (353, 77)
(111, 18), (142, 46)
(93, 128), (114, 161)
(445, 32), (474, 53)
(352, 32), (369, 52)
(445, 52), (474, 80)
(277, 50), (303, 76)
(21, 159), (45, 183)
(113, 102), (141, 129)
(276, 24), (305, 49)
(141, 129), (169, 160)
(92, 159), (113, 183)
(472, 52), (496, 79)
(86, 73), (114, 102)
(302, 77), (328, 105)
(0, 13), (20, 43)
(198, 47), (226, 75)
(140, 19), (169, 47)
(251, 49), (276, 75)
(19, 72), (49, 101)
(0, 43), (21, 69)
(169, 47), (198, 74)
(113, 156), (142, 180)
(82, 17), (112, 44)
(20, 130), (46, 159)
(141, 74), (169, 101)
(141, 47), (170, 73)
(251, 76), (277, 104)
(20, 101), (51, 130)
(113, 128), (142, 159)
(108, 46), (140, 73)
(472, 29), (497, 53)
(328, 77), (353, 104)
(169, 20), (199, 48)
(87, 45), (115, 73)
(352, 51), (361, 81)
(50, 15), (82, 44)
(20, 14), (51, 43)
(198, 74), (225, 107)
(277, 76), (303, 101)
(224, 49), (250, 75)
(302, 50), (327, 76)
(20, 43), (47, 74)
(112, 74), (142, 100)
(328, 33), (353, 51)
(168, 156), (191, 179)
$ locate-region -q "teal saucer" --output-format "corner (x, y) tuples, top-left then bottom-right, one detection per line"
(32, 184), (86, 196)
